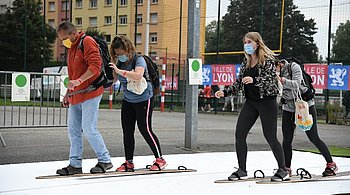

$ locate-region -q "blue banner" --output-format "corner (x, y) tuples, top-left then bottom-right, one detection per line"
(202, 64), (212, 86)
(327, 65), (348, 90)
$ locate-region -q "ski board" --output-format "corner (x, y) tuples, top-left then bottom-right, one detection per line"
(214, 169), (268, 183)
(256, 171), (350, 184)
(36, 166), (196, 179)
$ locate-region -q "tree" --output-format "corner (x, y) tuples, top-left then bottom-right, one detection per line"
(0, 0), (56, 72)
(205, 0), (318, 64)
(332, 20), (350, 65)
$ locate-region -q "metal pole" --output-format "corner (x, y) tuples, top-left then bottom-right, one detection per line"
(70, 0), (73, 22)
(178, 0), (183, 107)
(185, 0), (200, 149)
(145, 0), (150, 55)
(260, 0), (264, 35)
(216, 0), (221, 64)
(325, 0), (332, 123)
(65, 0), (68, 20)
(134, 0), (138, 46)
(43, 0), (46, 68)
(24, 1), (27, 71)
(171, 63), (174, 111)
(116, 0), (119, 35)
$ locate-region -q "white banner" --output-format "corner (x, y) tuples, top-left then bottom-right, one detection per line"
(188, 58), (202, 85)
(11, 72), (30, 102)
(60, 75), (69, 102)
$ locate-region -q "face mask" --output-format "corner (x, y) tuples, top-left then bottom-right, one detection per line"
(62, 38), (72, 48)
(118, 55), (129, 63)
(244, 43), (256, 55)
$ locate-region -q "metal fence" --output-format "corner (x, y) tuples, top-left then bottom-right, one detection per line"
(0, 71), (68, 146)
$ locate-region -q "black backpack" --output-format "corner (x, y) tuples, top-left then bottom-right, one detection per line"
(68, 35), (114, 96)
(132, 55), (160, 96)
(284, 58), (315, 101)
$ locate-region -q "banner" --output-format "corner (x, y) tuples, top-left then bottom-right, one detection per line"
(165, 76), (178, 90)
(211, 64), (235, 85)
(60, 75), (69, 102)
(202, 64), (212, 86)
(188, 59), (202, 85)
(304, 64), (328, 89)
(327, 65), (348, 90)
(11, 72), (30, 102)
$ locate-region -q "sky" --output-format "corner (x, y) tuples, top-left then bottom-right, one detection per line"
(205, 0), (350, 59)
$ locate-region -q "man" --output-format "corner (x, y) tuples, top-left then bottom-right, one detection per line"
(56, 21), (112, 175)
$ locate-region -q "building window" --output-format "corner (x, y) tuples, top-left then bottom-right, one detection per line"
(48, 19), (55, 28)
(120, 0), (127, 6)
(90, 0), (97, 8)
(61, 1), (69, 11)
(137, 0), (143, 5)
(150, 13), (158, 24)
(105, 16), (112, 25)
(104, 35), (111, 43)
(76, 0), (82, 8)
(89, 17), (97, 27)
(0, 5), (7, 13)
(119, 15), (127, 25)
(150, 33), (157, 43)
(48, 2), (55, 11)
(137, 14), (142, 25)
(105, 0), (112, 5)
(136, 33), (142, 44)
(151, 0), (158, 4)
(75, 17), (82, 26)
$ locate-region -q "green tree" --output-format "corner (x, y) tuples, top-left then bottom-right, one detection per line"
(0, 0), (56, 72)
(332, 20), (350, 65)
(205, 0), (318, 64)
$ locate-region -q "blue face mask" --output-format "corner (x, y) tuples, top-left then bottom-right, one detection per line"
(244, 43), (256, 55)
(118, 55), (128, 62)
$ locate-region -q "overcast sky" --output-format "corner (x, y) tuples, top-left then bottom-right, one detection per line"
(205, 0), (350, 58)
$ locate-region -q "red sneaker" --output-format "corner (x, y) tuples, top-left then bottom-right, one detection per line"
(116, 161), (135, 172)
(322, 162), (338, 176)
(149, 158), (167, 171)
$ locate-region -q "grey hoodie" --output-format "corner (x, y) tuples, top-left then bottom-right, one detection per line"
(281, 62), (314, 112)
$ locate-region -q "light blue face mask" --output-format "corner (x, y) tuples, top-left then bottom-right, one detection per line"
(118, 55), (129, 62)
(244, 43), (256, 55)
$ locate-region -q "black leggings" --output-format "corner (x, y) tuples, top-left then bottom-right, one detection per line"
(121, 98), (162, 160)
(236, 99), (285, 172)
(282, 105), (333, 168)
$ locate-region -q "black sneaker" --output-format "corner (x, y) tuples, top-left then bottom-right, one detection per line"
(228, 168), (248, 181)
(271, 168), (290, 181)
(90, 162), (113, 173)
(56, 165), (82, 176)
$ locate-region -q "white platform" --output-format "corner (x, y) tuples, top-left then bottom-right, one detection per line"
(1, 151), (350, 195)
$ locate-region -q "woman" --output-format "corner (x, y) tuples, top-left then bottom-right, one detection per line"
(277, 59), (338, 177)
(109, 36), (166, 171)
(215, 32), (289, 181)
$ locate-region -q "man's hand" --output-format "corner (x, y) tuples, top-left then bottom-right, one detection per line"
(62, 94), (70, 107)
(67, 79), (82, 90)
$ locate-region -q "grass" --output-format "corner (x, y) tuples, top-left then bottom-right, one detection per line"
(295, 146), (350, 158)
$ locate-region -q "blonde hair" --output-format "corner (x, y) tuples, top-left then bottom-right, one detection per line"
(243, 32), (276, 67)
(109, 35), (136, 63)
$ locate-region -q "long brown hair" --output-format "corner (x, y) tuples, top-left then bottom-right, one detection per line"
(109, 35), (136, 63)
(243, 32), (276, 67)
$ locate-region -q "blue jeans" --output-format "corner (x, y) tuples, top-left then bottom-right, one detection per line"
(68, 95), (111, 167)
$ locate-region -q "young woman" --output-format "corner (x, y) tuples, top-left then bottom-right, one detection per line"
(109, 36), (166, 171)
(215, 32), (289, 181)
(277, 59), (338, 176)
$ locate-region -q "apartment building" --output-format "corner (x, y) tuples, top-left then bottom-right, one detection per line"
(43, 0), (206, 69)
(0, 0), (14, 13)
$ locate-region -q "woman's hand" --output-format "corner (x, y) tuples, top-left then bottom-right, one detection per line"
(242, 76), (253, 84)
(109, 62), (120, 73)
(215, 91), (224, 98)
